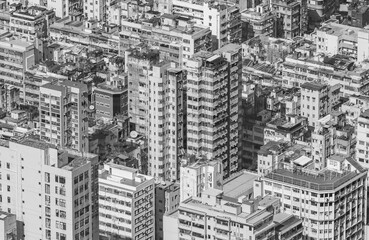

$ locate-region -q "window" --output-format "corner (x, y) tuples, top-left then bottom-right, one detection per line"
(45, 184), (50, 194)
(45, 173), (50, 183)
(6, 174), (10, 180)
(6, 163), (10, 169)
(59, 176), (65, 184)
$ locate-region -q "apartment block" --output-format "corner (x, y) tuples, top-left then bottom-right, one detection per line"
(179, 156), (223, 202)
(0, 138), (99, 240)
(120, 14), (212, 66)
(356, 109), (369, 169)
(170, 0), (242, 48)
(98, 161), (155, 240)
(260, 157), (367, 239)
(312, 112), (355, 170)
(0, 33), (36, 103)
(315, 20), (369, 61)
(184, 44), (241, 178)
(282, 54), (369, 96)
(300, 82), (340, 127)
(107, 0), (151, 25)
(94, 83), (127, 120)
(39, 80), (89, 152)
(264, 115), (308, 144)
(50, 18), (121, 54)
(24, 68), (67, 107)
(307, 0), (339, 30)
(26, 0), (82, 18)
(126, 49), (160, 135)
(9, 5), (55, 40)
(0, 84), (19, 113)
(147, 62), (185, 181)
(241, 4), (276, 40)
(155, 182), (180, 240)
(164, 189), (303, 240)
(271, 0), (301, 39)
(84, 0), (105, 21)
(257, 141), (309, 175)
(341, 94), (369, 125)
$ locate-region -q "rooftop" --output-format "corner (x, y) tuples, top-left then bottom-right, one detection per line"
(301, 82), (326, 91)
(0, 210), (14, 220)
(264, 163), (366, 191)
(258, 141), (290, 156)
(19, 138), (56, 150)
(223, 171), (258, 198)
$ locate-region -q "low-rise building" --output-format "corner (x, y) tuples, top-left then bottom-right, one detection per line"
(180, 156), (223, 202)
(0, 211), (17, 240)
(300, 82), (341, 127)
(264, 115), (308, 143)
(312, 112), (356, 169)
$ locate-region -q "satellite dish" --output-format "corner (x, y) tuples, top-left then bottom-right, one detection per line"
(130, 131), (138, 138)
(89, 105), (95, 110)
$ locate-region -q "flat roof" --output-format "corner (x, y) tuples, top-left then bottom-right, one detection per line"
(223, 171), (258, 198)
(293, 156), (312, 167)
(301, 82), (326, 91)
(265, 167), (365, 191)
(19, 138), (56, 150)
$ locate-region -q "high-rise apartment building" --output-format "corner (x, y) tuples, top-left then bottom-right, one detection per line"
(271, 0), (301, 39)
(148, 62), (185, 181)
(184, 44), (241, 178)
(300, 82), (341, 127)
(98, 161), (155, 240)
(179, 156), (223, 202)
(259, 157), (367, 239)
(126, 49), (160, 135)
(0, 138), (99, 240)
(39, 80), (89, 152)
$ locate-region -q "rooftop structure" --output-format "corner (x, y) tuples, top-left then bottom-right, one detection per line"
(164, 189), (302, 240)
